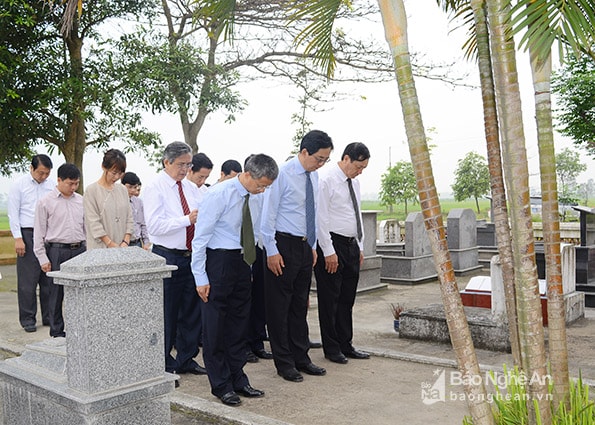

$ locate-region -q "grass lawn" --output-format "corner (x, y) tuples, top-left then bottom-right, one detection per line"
(0, 212), (7, 232)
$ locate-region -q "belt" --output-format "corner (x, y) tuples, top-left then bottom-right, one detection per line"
(276, 231), (307, 242)
(46, 242), (86, 250)
(21, 227), (34, 231)
(330, 232), (357, 244)
(153, 244), (191, 257)
(208, 248), (242, 253)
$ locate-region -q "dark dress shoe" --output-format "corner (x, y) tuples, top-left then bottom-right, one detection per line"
(219, 391), (241, 406)
(23, 325), (36, 333)
(325, 353), (348, 364)
(178, 364), (208, 375)
(296, 363), (326, 376)
(278, 368), (304, 382)
(246, 351), (259, 363)
(309, 340), (322, 349)
(236, 385), (265, 398)
(253, 348), (273, 359)
(344, 349), (370, 360)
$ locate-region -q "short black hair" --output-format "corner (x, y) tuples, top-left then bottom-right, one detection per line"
(57, 163), (80, 180)
(32, 154), (52, 170)
(221, 159), (242, 176)
(342, 142), (370, 162)
(300, 130), (333, 155)
(121, 172), (141, 186)
(192, 153), (213, 172)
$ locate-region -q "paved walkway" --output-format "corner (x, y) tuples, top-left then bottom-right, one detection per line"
(0, 263), (593, 424)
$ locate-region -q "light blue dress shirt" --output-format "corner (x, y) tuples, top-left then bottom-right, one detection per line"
(260, 156), (319, 255)
(191, 177), (255, 286)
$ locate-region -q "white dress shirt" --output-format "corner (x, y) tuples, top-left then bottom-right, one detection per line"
(143, 170), (202, 250)
(8, 173), (56, 239)
(316, 162), (364, 257)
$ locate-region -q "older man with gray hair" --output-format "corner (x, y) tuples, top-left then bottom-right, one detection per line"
(144, 141), (206, 381)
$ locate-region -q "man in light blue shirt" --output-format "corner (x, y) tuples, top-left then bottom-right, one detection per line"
(191, 154), (278, 407)
(260, 130), (334, 383)
(8, 154), (55, 333)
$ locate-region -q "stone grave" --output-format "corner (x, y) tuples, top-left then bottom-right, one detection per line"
(0, 247), (177, 425)
(379, 209), (480, 284)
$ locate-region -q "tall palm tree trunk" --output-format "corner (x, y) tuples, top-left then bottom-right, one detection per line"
(486, 0), (550, 422)
(377, 1), (493, 423)
(469, 0), (521, 367)
(530, 49), (569, 408)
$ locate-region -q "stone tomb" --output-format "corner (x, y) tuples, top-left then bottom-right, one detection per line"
(399, 246), (585, 352)
(0, 247), (177, 425)
(378, 209), (480, 284)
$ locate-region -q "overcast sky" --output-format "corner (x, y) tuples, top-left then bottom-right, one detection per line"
(1, 0), (593, 200)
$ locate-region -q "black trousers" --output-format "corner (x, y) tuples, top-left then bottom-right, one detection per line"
(203, 249), (251, 397)
(152, 246), (201, 374)
(313, 234), (360, 356)
(247, 246), (267, 352)
(46, 244), (86, 337)
(264, 233), (312, 373)
(17, 228), (50, 328)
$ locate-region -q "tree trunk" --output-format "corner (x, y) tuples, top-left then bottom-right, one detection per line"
(530, 49), (569, 409)
(63, 21), (87, 192)
(469, 0), (521, 367)
(377, 1), (494, 423)
(486, 0), (550, 422)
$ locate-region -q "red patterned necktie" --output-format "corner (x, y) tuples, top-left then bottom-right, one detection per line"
(176, 181), (194, 250)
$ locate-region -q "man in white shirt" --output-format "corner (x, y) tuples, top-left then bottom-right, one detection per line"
(144, 142), (206, 380)
(314, 142), (370, 364)
(8, 154), (55, 333)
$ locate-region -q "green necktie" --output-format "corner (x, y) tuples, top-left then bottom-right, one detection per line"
(241, 194), (256, 265)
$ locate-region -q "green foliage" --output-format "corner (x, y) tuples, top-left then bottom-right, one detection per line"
(379, 161), (418, 215)
(462, 366), (595, 424)
(451, 152), (490, 214)
(552, 55), (595, 155)
(556, 147), (587, 207)
(0, 0), (163, 175)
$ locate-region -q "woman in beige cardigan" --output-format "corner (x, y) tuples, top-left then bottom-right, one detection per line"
(83, 149), (133, 249)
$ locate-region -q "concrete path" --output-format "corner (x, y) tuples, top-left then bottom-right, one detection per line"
(0, 264), (593, 424)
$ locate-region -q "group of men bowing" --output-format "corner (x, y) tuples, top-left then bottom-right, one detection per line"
(8, 129), (371, 407)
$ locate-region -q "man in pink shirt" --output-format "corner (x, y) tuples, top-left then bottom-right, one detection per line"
(34, 163), (86, 338)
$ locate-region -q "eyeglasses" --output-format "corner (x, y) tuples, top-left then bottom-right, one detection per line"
(174, 162), (194, 170)
(312, 154), (330, 164)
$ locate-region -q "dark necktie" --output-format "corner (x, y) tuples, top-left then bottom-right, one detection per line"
(241, 194), (256, 265)
(305, 171), (316, 247)
(347, 178), (363, 241)
(176, 181), (194, 250)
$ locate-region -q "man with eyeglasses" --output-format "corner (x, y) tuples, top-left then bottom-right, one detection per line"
(8, 154), (55, 333)
(260, 130), (333, 383)
(144, 141), (207, 384)
(191, 154), (278, 406)
(314, 142), (371, 365)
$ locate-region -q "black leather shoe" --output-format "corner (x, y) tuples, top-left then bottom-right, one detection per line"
(23, 325), (36, 333)
(236, 385), (265, 398)
(309, 340), (322, 349)
(178, 364), (208, 375)
(325, 353), (348, 364)
(296, 363), (326, 376)
(253, 349), (273, 359)
(219, 391), (241, 406)
(344, 349), (370, 360)
(246, 351), (259, 363)
(278, 368), (304, 382)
